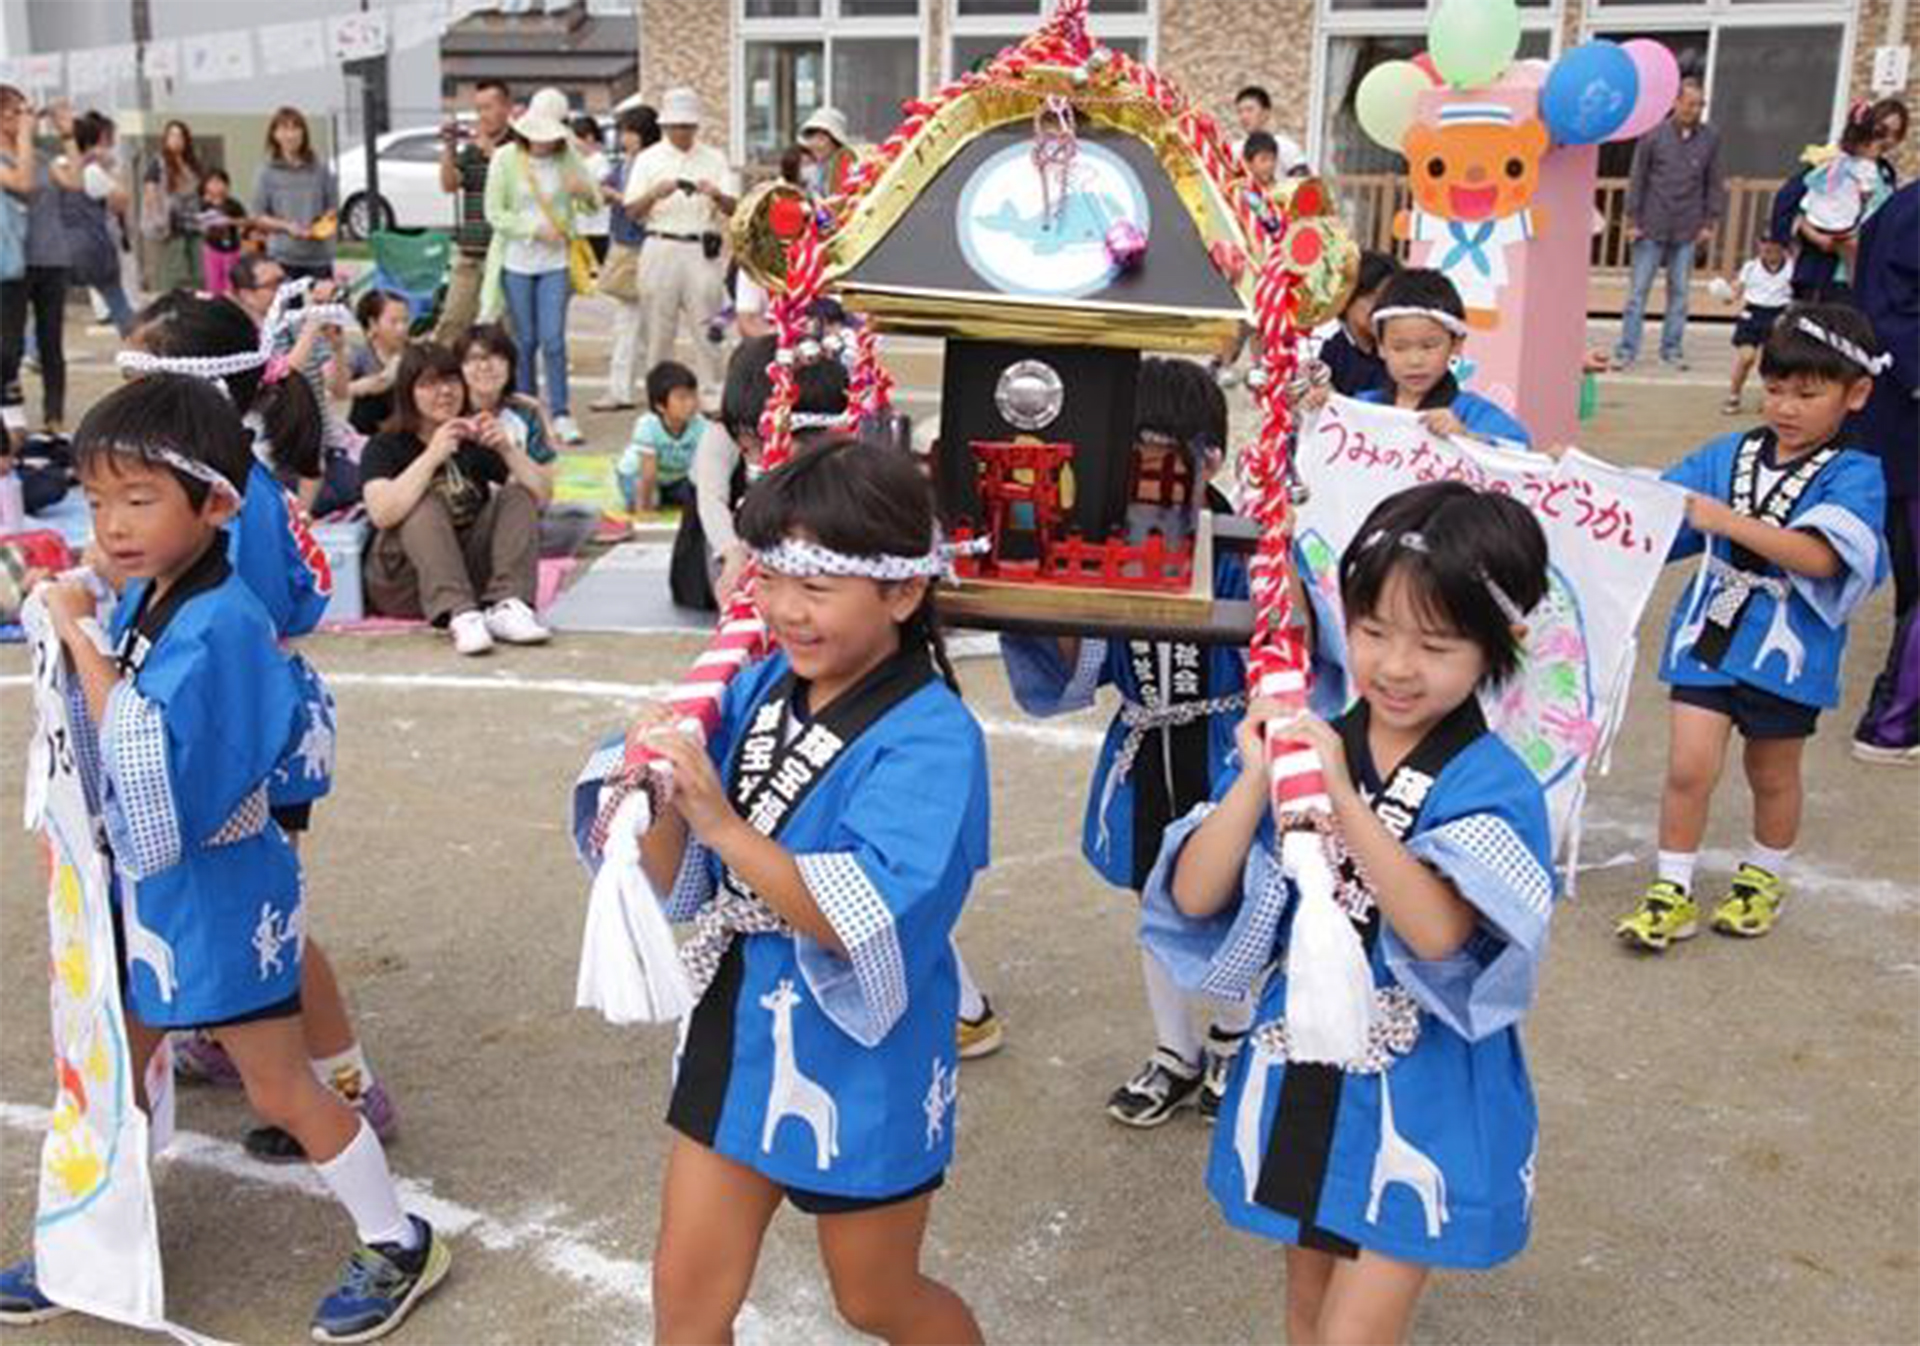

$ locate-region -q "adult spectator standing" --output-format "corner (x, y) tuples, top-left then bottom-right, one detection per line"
(67, 112), (135, 335)
(623, 88), (736, 408)
(590, 103), (659, 414)
(0, 98), (80, 433)
(252, 107), (338, 282)
(1612, 78), (1724, 371)
(1849, 180), (1918, 763)
(1230, 85), (1305, 176)
(1768, 99), (1909, 305)
(140, 118), (203, 292)
(434, 78), (512, 344)
(571, 113), (611, 264)
(481, 87), (599, 446)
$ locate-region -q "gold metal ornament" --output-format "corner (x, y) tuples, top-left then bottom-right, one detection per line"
(728, 179), (814, 296)
(1274, 219), (1360, 329)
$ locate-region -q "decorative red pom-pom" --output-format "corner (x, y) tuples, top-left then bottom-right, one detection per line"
(769, 196), (808, 239)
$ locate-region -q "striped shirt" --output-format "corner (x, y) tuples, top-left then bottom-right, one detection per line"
(454, 141), (493, 255)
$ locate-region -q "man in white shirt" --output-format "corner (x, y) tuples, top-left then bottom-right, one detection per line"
(624, 88), (738, 403)
(1231, 84), (1307, 177)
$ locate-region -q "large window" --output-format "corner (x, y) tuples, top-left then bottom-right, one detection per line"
(738, 0), (925, 163)
(1587, 2), (1855, 180)
(947, 0), (1154, 80)
(1314, 0), (1561, 178)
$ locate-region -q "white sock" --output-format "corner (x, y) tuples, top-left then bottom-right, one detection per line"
(1656, 850), (1698, 893)
(313, 1118), (417, 1249)
(1140, 947), (1201, 1068)
(1746, 842), (1791, 878)
(1208, 993), (1256, 1048)
(951, 940), (987, 1021)
(313, 1044), (374, 1104)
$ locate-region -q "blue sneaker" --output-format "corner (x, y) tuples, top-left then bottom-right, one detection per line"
(0, 1258), (71, 1326)
(310, 1217), (450, 1344)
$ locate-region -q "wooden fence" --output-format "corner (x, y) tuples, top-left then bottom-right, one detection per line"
(1329, 174), (1784, 318)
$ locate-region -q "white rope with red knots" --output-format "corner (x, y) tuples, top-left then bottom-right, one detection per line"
(1242, 244), (1376, 1064)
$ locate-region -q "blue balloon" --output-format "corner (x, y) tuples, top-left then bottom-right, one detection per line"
(1541, 41), (1639, 145)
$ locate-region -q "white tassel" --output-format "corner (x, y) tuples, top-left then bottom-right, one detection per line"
(576, 791), (695, 1024)
(1280, 829), (1374, 1063)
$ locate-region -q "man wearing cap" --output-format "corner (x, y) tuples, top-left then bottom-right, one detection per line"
(435, 78), (513, 344)
(624, 88), (738, 401)
(1613, 77), (1725, 371)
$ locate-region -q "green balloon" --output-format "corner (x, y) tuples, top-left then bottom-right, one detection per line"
(1355, 60), (1431, 152)
(1430, 0), (1522, 89)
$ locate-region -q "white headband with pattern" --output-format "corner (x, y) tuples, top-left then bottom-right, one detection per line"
(1362, 528), (1531, 625)
(753, 534), (990, 582)
(97, 441), (242, 503)
(1370, 305), (1469, 338)
(1795, 315), (1892, 375)
(114, 278), (356, 386)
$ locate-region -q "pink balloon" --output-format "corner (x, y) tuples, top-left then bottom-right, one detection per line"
(1506, 58), (1552, 90)
(1609, 39), (1681, 142)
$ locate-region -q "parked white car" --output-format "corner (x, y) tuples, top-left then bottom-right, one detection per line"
(333, 124), (464, 238)
(334, 117), (616, 240)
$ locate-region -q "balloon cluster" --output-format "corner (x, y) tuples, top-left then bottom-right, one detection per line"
(1354, 0), (1680, 150)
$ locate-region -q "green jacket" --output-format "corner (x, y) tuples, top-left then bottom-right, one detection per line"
(480, 141), (599, 320)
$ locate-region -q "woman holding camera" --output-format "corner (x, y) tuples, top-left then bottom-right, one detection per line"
(1, 89), (82, 433)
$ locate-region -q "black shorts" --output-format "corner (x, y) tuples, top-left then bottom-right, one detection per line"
(785, 1171), (944, 1216)
(1672, 682), (1820, 740)
(270, 802), (313, 833)
(109, 902), (303, 1028)
(1731, 304), (1785, 348)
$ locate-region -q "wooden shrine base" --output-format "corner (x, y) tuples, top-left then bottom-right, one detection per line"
(942, 513), (1256, 645)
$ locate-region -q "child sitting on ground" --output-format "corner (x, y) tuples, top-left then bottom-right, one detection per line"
(617, 360), (706, 514)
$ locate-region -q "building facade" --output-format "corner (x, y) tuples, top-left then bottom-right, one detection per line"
(636, 0), (1915, 183)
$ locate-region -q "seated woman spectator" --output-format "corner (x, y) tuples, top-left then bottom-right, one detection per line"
(457, 322), (560, 464)
(676, 334), (847, 611)
(346, 289), (409, 436)
(361, 342), (555, 654)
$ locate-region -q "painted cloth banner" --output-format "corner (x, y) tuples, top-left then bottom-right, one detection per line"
(21, 593), (172, 1332)
(1294, 394), (1687, 863)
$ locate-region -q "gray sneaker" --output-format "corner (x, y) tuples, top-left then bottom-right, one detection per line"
(1106, 1048), (1202, 1128)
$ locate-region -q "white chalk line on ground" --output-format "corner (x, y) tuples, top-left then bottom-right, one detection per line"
(5, 674), (1905, 908)
(0, 1102), (820, 1342)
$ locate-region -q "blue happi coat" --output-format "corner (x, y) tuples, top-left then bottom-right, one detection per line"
(1660, 429), (1886, 709)
(227, 459), (337, 810)
(1141, 698), (1556, 1269)
(1001, 539), (1345, 893)
(575, 648), (991, 1199)
(99, 546), (306, 1028)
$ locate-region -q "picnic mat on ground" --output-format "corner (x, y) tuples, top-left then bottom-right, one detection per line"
(542, 540), (714, 634)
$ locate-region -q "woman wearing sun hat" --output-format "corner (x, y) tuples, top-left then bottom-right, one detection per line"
(799, 106), (859, 197)
(482, 86), (599, 444)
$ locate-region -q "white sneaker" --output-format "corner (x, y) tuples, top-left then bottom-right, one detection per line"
(483, 597), (550, 645)
(552, 414), (585, 446)
(449, 609), (494, 656)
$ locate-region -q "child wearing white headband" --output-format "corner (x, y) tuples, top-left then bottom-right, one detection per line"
(623, 435), (989, 1343)
(1311, 267), (1534, 449)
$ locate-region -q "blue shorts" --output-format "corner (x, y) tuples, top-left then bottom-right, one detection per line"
(1672, 682), (1819, 740)
(785, 1171), (944, 1216)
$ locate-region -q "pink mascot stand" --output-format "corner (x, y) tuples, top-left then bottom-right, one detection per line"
(1356, 0), (1680, 445)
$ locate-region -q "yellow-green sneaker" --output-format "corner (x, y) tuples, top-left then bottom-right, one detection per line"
(1711, 864), (1785, 937)
(1616, 880), (1699, 951)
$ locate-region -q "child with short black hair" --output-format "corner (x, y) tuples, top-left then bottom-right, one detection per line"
(1619, 303), (1887, 951)
(1145, 480), (1556, 1344)
(347, 289), (411, 437)
(198, 167), (248, 298)
(0, 376), (448, 1342)
(1722, 234), (1794, 414)
(589, 437), (988, 1344)
(1318, 249), (1400, 397)
(1340, 268), (1532, 446)
(617, 358), (705, 513)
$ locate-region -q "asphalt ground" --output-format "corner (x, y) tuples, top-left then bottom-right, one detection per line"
(0, 316), (1915, 1345)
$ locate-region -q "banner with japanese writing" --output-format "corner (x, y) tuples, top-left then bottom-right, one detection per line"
(1294, 394), (1688, 860)
(20, 594), (172, 1332)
